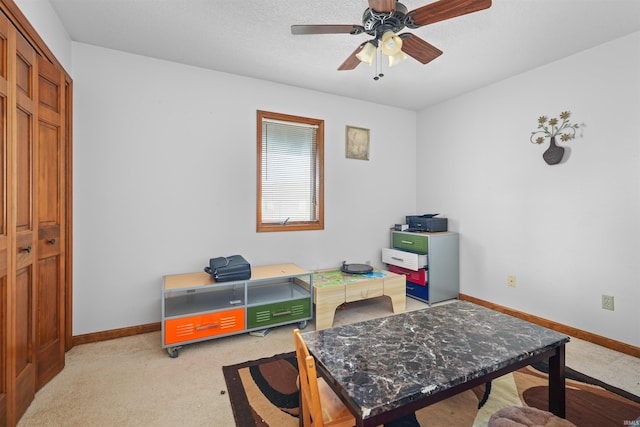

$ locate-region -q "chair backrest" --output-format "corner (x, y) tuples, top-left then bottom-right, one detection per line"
(294, 329), (325, 427)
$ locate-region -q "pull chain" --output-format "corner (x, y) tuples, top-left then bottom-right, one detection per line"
(373, 47), (384, 81)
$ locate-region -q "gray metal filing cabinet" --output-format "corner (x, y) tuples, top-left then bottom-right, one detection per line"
(382, 231), (459, 304)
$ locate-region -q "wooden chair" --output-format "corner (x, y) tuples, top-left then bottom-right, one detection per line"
(293, 329), (356, 427)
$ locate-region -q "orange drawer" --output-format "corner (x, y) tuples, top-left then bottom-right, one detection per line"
(164, 308), (245, 345)
(388, 265), (427, 286)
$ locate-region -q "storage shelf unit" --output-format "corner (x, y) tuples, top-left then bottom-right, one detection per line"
(162, 264), (312, 357)
(383, 231), (459, 304)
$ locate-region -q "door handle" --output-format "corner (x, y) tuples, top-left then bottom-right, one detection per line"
(21, 246), (32, 253)
(272, 311), (292, 317)
(196, 323), (219, 331)
(47, 238), (56, 245)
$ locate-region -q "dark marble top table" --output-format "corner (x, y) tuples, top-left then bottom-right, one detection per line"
(302, 300), (570, 427)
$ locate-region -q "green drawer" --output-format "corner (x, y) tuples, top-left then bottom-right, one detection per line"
(247, 298), (311, 329)
(392, 232), (429, 254)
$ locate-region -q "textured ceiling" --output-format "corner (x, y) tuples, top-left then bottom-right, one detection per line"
(49, 0), (640, 110)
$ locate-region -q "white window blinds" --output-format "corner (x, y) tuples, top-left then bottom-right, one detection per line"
(260, 119), (319, 224)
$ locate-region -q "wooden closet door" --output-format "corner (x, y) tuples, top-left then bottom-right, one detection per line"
(0, 13), (9, 427)
(11, 29), (37, 422)
(35, 56), (65, 389)
(0, 3), (71, 425)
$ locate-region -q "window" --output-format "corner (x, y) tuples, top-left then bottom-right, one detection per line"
(257, 110), (324, 232)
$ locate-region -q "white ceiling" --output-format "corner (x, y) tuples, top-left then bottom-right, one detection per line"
(48, 0), (640, 111)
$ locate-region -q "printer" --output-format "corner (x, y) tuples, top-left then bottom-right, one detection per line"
(406, 214), (448, 232)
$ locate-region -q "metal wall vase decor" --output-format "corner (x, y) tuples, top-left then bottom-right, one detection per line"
(530, 111), (580, 165)
(543, 136), (564, 165)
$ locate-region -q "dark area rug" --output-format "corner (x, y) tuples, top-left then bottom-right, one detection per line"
(223, 353), (300, 427)
(223, 352), (640, 427)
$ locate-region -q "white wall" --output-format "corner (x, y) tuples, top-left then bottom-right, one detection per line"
(19, 2), (640, 346)
(14, 0), (72, 73)
(416, 32), (640, 347)
(71, 43), (417, 334)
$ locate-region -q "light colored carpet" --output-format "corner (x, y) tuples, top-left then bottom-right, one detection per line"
(17, 297), (640, 427)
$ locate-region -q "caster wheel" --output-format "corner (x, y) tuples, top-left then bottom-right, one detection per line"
(298, 320), (308, 329)
(167, 347), (179, 358)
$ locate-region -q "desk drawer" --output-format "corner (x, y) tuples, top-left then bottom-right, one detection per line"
(392, 232), (428, 254)
(247, 298), (311, 329)
(164, 308), (245, 345)
(388, 265), (427, 286)
(346, 279), (383, 302)
(406, 283), (429, 301)
(382, 248), (428, 271)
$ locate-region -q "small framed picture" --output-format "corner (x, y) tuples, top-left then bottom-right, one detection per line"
(345, 125), (370, 160)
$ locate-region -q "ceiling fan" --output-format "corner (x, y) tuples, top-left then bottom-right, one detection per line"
(291, 0), (492, 73)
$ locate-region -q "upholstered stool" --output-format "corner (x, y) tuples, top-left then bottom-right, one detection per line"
(488, 406), (577, 427)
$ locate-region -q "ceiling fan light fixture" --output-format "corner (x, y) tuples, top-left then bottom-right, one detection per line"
(388, 50), (408, 67)
(355, 41), (377, 65)
(292, 0), (493, 75)
(380, 30), (402, 56)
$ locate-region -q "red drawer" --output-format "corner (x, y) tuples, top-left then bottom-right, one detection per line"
(389, 265), (427, 286)
(164, 308), (245, 345)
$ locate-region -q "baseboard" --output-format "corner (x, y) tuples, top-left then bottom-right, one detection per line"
(459, 294), (640, 358)
(72, 322), (161, 346)
(70, 297), (640, 358)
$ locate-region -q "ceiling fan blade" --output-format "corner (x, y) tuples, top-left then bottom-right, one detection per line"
(338, 42), (367, 71)
(408, 0), (491, 27)
(368, 0), (396, 13)
(399, 33), (443, 64)
(291, 24), (364, 35)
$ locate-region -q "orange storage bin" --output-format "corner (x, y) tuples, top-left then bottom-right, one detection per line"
(164, 307), (245, 345)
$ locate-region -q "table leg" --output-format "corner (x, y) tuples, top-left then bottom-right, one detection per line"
(548, 343), (566, 418)
(314, 285), (346, 330)
(314, 302), (338, 330)
(384, 276), (406, 314)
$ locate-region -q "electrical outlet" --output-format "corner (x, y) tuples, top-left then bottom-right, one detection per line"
(507, 275), (516, 287)
(601, 295), (614, 311)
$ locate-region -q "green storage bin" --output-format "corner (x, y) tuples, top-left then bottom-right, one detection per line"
(392, 232), (429, 254)
(247, 298), (311, 329)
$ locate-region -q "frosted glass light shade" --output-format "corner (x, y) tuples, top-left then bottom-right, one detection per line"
(380, 31), (402, 56)
(356, 42), (377, 65)
(388, 50), (408, 67)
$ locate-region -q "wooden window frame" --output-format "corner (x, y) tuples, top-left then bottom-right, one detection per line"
(256, 110), (324, 232)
